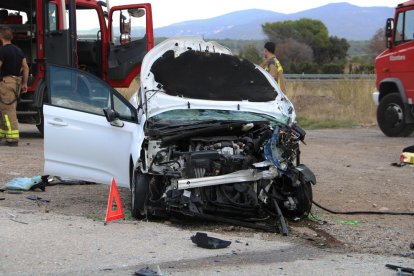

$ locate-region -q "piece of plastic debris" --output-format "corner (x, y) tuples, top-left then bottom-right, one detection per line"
(134, 266), (160, 276)
(6, 190), (22, 194)
(400, 152), (414, 164)
(26, 195), (50, 203)
(191, 232), (231, 249)
(385, 264), (414, 274)
(47, 175), (95, 186)
(391, 162), (406, 167)
(307, 212), (327, 225)
(334, 220), (359, 225)
(8, 214), (28, 225)
(4, 176), (45, 191)
(402, 145), (414, 153)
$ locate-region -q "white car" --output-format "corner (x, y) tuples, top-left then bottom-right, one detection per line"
(44, 36), (316, 233)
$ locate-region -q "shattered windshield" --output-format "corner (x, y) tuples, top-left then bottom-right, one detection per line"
(148, 109), (280, 125)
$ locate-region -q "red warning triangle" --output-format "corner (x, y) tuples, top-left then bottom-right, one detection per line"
(105, 178), (125, 223)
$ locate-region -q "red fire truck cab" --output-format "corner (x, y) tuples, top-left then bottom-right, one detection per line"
(373, 0), (414, 137)
(0, 0), (154, 133)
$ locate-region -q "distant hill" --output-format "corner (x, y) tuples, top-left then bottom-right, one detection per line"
(154, 3), (394, 41)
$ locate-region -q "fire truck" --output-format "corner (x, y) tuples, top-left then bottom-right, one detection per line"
(0, 0), (154, 133)
(373, 0), (414, 137)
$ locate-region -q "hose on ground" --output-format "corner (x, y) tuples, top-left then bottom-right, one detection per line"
(312, 200), (414, 216)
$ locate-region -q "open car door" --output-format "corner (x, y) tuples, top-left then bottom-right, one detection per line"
(106, 4), (154, 87)
(43, 64), (145, 187)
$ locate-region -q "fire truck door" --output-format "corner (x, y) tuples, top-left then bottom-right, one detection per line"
(106, 4), (154, 87)
(44, 0), (74, 67)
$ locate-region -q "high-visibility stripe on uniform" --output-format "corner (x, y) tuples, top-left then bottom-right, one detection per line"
(265, 57), (284, 86)
(274, 58), (284, 85)
(0, 129), (5, 138)
(4, 114), (19, 139)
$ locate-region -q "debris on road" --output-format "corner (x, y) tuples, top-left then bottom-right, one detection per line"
(400, 152), (414, 165)
(4, 190), (22, 194)
(307, 213), (328, 225)
(134, 266), (161, 276)
(385, 264), (414, 275)
(334, 220), (359, 225)
(8, 213), (28, 225)
(391, 145), (414, 167)
(26, 195), (50, 203)
(3, 176), (46, 191)
(47, 176), (94, 186)
(191, 232), (232, 249)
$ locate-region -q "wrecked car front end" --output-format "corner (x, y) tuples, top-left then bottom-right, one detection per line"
(133, 37), (315, 233)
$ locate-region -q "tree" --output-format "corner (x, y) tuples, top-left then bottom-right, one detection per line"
(275, 38), (314, 73)
(261, 18), (350, 73)
(262, 19), (330, 64)
(238, 44), (262, 65)
(366, 28), (386, 57)
(328, 36), (350, 62)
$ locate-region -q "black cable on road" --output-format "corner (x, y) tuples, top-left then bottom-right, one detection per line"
(312, 200), (414, 216)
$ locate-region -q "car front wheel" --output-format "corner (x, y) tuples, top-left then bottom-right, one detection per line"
(281, 182), (313, 220)
(377, 93), (414, 137)
(131, 169), (149, 219)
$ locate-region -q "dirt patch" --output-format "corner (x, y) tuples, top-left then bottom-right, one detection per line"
(1, 124), (413, 258)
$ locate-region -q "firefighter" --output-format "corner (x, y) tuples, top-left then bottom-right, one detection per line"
(0, 27), (29, 146)
(260, 41), (286, 92)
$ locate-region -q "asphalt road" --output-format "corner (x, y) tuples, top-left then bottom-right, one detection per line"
(0, 206), (412, 276)
(0, 124), (413, 275)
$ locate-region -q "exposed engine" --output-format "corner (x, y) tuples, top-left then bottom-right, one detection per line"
(138, 122), (316, 232)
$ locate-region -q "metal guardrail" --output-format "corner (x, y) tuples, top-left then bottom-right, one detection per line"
(285, 74), (376, 79)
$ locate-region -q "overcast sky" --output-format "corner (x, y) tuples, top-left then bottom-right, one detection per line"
(107, 0), (402, 28)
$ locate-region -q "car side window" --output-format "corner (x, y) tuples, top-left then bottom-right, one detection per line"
(395, 10), (414, 45)
(404, 10), (414, 41)
(48, 65), (138, 123)
(49, 65), (110, 115)
(48, 3), (58, 32)
(395, 12), (404, 44)
(113, 93), (136, 122)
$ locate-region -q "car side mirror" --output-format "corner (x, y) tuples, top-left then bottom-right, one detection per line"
(385, 18), (393, 38)
(128, 8), (145, 18)
(103, 108), (124, 127)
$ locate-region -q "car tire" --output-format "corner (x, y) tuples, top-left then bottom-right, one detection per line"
(377, 93), (414, 137)
(281, 182), (313, 221)
(131, 169), (149, 219)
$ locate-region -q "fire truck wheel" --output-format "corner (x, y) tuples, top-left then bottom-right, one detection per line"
(131, 169), (149, 219)
(377, 93), (414, 137)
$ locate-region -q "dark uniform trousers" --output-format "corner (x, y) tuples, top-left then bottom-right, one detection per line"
(0, 76), (19, 142)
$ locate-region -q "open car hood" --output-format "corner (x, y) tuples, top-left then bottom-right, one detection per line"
(139, 36), (296, 125)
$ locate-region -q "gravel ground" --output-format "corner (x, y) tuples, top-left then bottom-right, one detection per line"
(0, 124), (413, 262)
